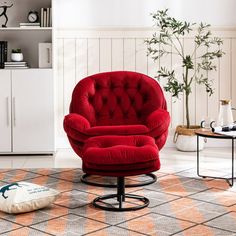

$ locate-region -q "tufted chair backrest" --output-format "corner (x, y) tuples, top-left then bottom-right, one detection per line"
(70, 71), (167, 126)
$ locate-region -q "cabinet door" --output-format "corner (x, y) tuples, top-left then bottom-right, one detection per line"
(0, 71), (11, 152)
(12, 69), (54, 153)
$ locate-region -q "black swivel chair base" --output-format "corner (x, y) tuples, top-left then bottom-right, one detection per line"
(81, 173), (157, 188)
(92, 177), (149, 212)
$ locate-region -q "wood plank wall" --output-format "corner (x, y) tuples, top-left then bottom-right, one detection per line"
(55, 28), (236, 147)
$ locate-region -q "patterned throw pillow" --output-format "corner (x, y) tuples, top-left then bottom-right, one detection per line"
(0, 182), (60, 214)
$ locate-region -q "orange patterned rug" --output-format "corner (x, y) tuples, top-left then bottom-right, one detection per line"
(0, 168), (236, 235)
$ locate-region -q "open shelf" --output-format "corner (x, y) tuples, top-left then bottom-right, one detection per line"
(0, 0), (51, 28)
(0, 30), (52, 68)
(0, 0), (52, 68)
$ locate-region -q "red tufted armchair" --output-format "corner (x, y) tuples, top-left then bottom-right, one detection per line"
(64, 71), (170, 183)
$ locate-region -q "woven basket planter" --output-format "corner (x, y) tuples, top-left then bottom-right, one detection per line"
(174, 125), (204, 152)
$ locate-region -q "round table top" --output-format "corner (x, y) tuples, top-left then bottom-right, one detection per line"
(195, 128), (236, 139)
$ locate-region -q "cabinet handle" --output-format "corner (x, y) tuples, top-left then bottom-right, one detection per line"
(6, 97), (10, 126)
(13, 97), (16, 126)
(47, 48), (50, 64)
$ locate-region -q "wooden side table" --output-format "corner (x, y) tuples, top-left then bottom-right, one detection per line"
(195, 129), (236, 186)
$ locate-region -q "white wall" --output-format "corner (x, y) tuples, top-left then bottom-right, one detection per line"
(55, 28), (236, 148)
(53, 1), (236, 148)
(54, 0), (236, 28)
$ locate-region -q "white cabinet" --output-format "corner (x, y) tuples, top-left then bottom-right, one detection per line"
(0, 70), (11, 152)
(0, 69), (54, 154)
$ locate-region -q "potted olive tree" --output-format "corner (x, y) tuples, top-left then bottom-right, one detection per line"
(145, 9), (224, 151)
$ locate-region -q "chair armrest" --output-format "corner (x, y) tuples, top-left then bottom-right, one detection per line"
(64, 113), (91, 134)
(145, 109), (170, 136)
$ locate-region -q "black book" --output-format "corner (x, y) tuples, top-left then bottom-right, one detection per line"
(4, 41), (7, 64)
(0, 41), (7, 69)
(0, 42), (3, 69)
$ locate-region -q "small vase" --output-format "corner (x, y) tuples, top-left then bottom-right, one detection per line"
(11, 53), (23, 62)
(217, 100), (234, 126)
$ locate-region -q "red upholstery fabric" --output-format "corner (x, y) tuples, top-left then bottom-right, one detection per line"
(64, 71), (170, 155)
(82, 136), (160, 177)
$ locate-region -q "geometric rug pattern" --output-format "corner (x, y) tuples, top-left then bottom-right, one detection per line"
(0, 168), (236, 235)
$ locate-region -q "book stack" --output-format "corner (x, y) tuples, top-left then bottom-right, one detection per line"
(0, 41), (8, 69)
(4, 62), (29, 69)
(41, 8), (52, 27)
(20, 23), (40, 28)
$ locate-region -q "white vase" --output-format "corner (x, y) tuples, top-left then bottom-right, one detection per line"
(11, 53), (23, 62)
(217, 100), (234, 126)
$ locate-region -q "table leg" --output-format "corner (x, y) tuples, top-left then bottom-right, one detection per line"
(231, 139), (234, 186)
(196, 133), (235, 187)
(196, 136), (234, 186)
(197, 135), (200, 176)
(226, 138), (235, 187)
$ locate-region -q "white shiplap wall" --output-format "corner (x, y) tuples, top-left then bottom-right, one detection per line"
(55, 28), (236, 147)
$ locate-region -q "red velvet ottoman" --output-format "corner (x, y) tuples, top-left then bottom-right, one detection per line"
(82, 135), (160, 211)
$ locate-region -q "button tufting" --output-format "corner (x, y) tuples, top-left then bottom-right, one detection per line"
(136, 111), (142, 118)
(110, 82), (115, 90)
(137, 83), (142, 91)
(88, 96), (94, 104)
(142, 93), (149, 103)
(109, 111), (114, 118)
(124, 83), (129, 90)
(130, 98), (135, 105)
(123, 111), (128, 118)
(102, 97), (108, 104)
(117, 97), (121, 104)
(95, 83), (101, 90)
